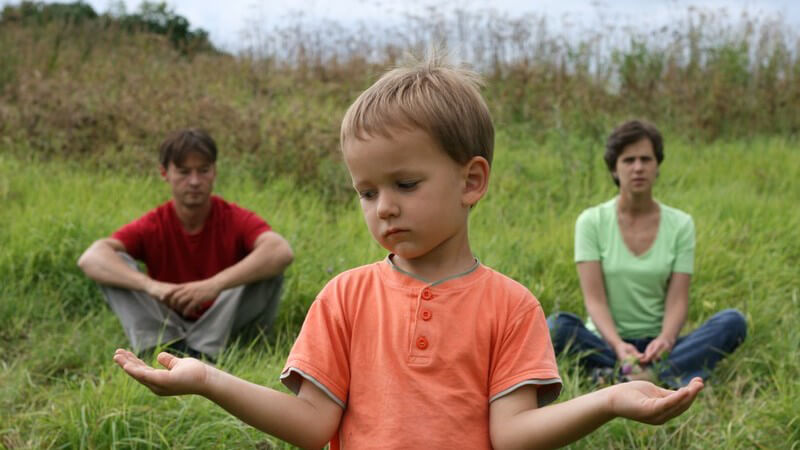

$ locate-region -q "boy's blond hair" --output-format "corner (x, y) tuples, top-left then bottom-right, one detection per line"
(340, 53), (494, 166)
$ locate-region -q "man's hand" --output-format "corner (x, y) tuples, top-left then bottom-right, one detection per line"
(614, 341), (644, 362)
(609, 377), (704, 425)
(113, 349), (211, 396)
(641, 335), (675, 364)
(145, 279), (180, 302)
(163, 279), (222, 317)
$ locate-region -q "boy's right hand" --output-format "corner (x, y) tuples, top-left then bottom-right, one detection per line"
(113, 349), (210, 396)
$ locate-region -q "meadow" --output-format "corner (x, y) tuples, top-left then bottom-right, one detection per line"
(3, 134), (799, 448)
(1, 3), (800, 449)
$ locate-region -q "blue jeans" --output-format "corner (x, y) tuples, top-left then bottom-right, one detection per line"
(547, 309), (747, 388)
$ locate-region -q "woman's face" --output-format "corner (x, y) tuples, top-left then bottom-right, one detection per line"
(613, 138), (659, 195)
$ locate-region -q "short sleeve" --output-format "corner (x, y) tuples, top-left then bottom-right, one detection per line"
(488, 301), (561, 407)
(111, 215), (150, 260)
(672, 215), (695, 274)
(575, 208), (600, 262)
(281, 295), (350, 408)
(231, 205), (271, 251)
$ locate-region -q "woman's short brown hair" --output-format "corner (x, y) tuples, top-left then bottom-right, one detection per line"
(604, 120), (664, 186)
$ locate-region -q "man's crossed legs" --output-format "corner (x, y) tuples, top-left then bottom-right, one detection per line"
(101, 253), (284, 360)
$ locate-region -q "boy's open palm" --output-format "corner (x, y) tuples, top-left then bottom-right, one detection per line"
(611, 377), (704, 425)
(113, 349), (209, 396)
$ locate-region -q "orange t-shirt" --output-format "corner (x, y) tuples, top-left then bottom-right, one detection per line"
(281, 259), (561, 449)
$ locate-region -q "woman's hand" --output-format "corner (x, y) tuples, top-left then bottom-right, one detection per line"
(614, 341), (644, 362)
(608, 377), (704, 424)
(113, 349), (211, 396)
(641, 336), (675, 364)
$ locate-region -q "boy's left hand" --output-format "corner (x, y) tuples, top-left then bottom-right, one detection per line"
(609, 377), (704, 424)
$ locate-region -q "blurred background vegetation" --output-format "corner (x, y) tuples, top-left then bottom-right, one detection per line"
(1, 0), (798, 201)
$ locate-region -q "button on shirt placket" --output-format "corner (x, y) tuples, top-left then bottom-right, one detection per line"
(414, 287), (435, 353)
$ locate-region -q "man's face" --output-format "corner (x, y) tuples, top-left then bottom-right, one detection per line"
(161, 152), (216, 209)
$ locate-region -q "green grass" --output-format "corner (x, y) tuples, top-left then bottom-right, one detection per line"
(1, 133), (799, 449)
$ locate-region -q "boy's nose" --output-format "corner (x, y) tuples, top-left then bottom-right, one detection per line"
(376, 194), (399, 219)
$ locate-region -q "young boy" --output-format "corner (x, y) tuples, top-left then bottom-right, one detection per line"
(114, 57), (704, 449)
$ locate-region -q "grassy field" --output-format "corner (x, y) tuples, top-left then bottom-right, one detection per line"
(2, 3), (799, 448)
(1, 131), (798, 449)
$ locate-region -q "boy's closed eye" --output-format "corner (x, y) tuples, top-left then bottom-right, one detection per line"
(396, 180), (419, 190)
(358, 189), (377, 200)
(357, 180), (419, 199)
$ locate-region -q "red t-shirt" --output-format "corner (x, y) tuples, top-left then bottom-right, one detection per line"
(112, 195), (271, 317)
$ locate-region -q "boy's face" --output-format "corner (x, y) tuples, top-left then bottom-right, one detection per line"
(343, 128), (482, 264)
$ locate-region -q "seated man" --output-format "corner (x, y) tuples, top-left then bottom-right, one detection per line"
(78, 128), (293, 360)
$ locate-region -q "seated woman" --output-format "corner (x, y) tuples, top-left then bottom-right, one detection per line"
(549, 119), (747, 388)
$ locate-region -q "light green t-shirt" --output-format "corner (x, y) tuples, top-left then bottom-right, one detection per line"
(575, 197), (695, 339)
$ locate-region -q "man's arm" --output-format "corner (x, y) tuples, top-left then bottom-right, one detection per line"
(166, 231), (294, 315)
(113, 349), (341, 449)
(489, 378), (704, 449)
(77, 238), (176, 300)
(212, 230), (294, 290)
(577, 261), (643, 361)
(641, 273), (690, 363)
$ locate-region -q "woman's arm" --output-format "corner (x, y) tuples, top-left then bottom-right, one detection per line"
(577, 261), (642, 360)
(641, 273), (690, 363)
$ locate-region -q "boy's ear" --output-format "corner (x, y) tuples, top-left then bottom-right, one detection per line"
(461, 156), (490, 207)
(159, 165), (168, 180)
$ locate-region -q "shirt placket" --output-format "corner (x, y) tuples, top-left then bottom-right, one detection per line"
(409, 286), (436, 362)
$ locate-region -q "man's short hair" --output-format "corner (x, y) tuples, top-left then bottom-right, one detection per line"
(604, 119), (664, 186)
(340, 53), (494, 166)
(159, 128), (218, 168)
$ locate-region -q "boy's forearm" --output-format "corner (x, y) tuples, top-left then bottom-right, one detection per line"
(202, 367), (337, 449)
(493, 388), (615, 450)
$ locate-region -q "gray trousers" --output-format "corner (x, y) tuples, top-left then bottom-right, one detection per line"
(100, 253), (284, 358)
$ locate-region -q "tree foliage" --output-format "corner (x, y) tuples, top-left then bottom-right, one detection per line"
(0, 1), (214, 54)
